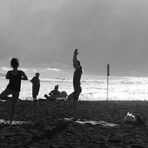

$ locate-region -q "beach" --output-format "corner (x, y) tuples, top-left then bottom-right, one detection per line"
(1, 0), (148, 147)
(0, 99), (148, 148)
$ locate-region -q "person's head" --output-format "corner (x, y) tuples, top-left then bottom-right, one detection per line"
(54, 85), (59, 90)
(35, 73), (40, 77)
(10, 58), (19, 68)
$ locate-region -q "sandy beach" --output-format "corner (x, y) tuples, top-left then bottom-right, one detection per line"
(0, 99), (148, 148)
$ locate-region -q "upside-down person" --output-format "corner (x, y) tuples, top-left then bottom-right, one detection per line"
(68, 49), (83, 120)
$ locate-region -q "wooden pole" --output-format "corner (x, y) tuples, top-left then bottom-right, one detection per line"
(107, 64), (110, 101)
(105, 64), (110, 111)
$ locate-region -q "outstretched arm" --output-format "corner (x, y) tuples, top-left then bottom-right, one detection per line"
(21, 71), (28, 80)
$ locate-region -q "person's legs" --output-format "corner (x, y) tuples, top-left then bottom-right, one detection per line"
(73, 98), (78, 120)
(0, 89), (11, 121)
(0, 89), (11, 100)
(10, 91), (19, 123)
(73, 87), (82, 120)
(33, 95), (37, 101)
(33, 90), (37, 101)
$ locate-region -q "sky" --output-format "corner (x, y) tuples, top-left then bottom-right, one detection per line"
(0, 0), (148, 76)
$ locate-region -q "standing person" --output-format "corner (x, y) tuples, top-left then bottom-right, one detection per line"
(69, 49), (83, 120)
(30, 73), (40, 101)
(0, 58), (28, 123)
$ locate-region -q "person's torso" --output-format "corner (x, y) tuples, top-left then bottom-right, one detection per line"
(73, 66), (82, 89)
(52, 90), (60, 95)
(7, 70), (22, 91)
(32, 77), (40, 86)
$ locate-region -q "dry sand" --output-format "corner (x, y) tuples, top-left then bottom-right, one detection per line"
(0, 99), (148, 148)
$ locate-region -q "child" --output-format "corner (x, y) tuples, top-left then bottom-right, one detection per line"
(0, 58), (28, 123)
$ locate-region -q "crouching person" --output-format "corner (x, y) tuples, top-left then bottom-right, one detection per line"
(0, 58), (28, 124)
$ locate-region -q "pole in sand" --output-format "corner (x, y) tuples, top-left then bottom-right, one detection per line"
(107, 64), (110, 101)
(105, 64), (110, 111)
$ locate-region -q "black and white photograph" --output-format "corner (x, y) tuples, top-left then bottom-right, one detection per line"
(0, 0), (148, 147)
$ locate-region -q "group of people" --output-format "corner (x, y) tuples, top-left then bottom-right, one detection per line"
(30, 73), (66, 101)
(0, 49), (82, 123)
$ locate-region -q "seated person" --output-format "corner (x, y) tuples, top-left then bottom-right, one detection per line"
(49, 85), (60, 96)
(44, 85), (60, 100)
(44, 85), (68, 100)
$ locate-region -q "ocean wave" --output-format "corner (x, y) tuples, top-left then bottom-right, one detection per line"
(0, 66), (61, 72)
(44, 67), (61, 72)
(40, 78), (72, 83)
(0, 67), (10, 71)
(23, 67), (61, 72)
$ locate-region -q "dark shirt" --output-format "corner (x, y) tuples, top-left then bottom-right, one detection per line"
(73, 66), (82, 90)
(49, 89), (60, 96)
(31, 76), (40, 88)
(31, 76), (40, 94)
(6, 70), (22, 91)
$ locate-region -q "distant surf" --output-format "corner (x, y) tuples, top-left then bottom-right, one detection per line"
(0, 67), (148, 101)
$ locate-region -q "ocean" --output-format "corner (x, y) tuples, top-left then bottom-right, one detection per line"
(0, 66), (148, 101)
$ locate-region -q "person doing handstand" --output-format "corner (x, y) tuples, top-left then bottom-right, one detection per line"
(69, 49), (82, 120)
(0, 58), (28, 123)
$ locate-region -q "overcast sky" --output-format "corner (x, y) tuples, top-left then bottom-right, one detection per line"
(0, 0), (148, 76)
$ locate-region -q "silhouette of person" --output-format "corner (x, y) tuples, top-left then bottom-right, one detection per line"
(31, 73), (40, 101)
(0, 58), (28, 123)
(68, 49), (82, 120)
(49, 85), (60, 96)
(44, 85), (60, 100)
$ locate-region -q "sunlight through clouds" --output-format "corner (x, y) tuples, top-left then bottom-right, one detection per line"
(1, 0), (148, 75)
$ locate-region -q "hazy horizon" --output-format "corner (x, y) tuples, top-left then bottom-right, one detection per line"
(0, 0), (148, 76)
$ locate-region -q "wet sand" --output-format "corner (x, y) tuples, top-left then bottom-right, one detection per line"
(0, 99), (148, 148)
